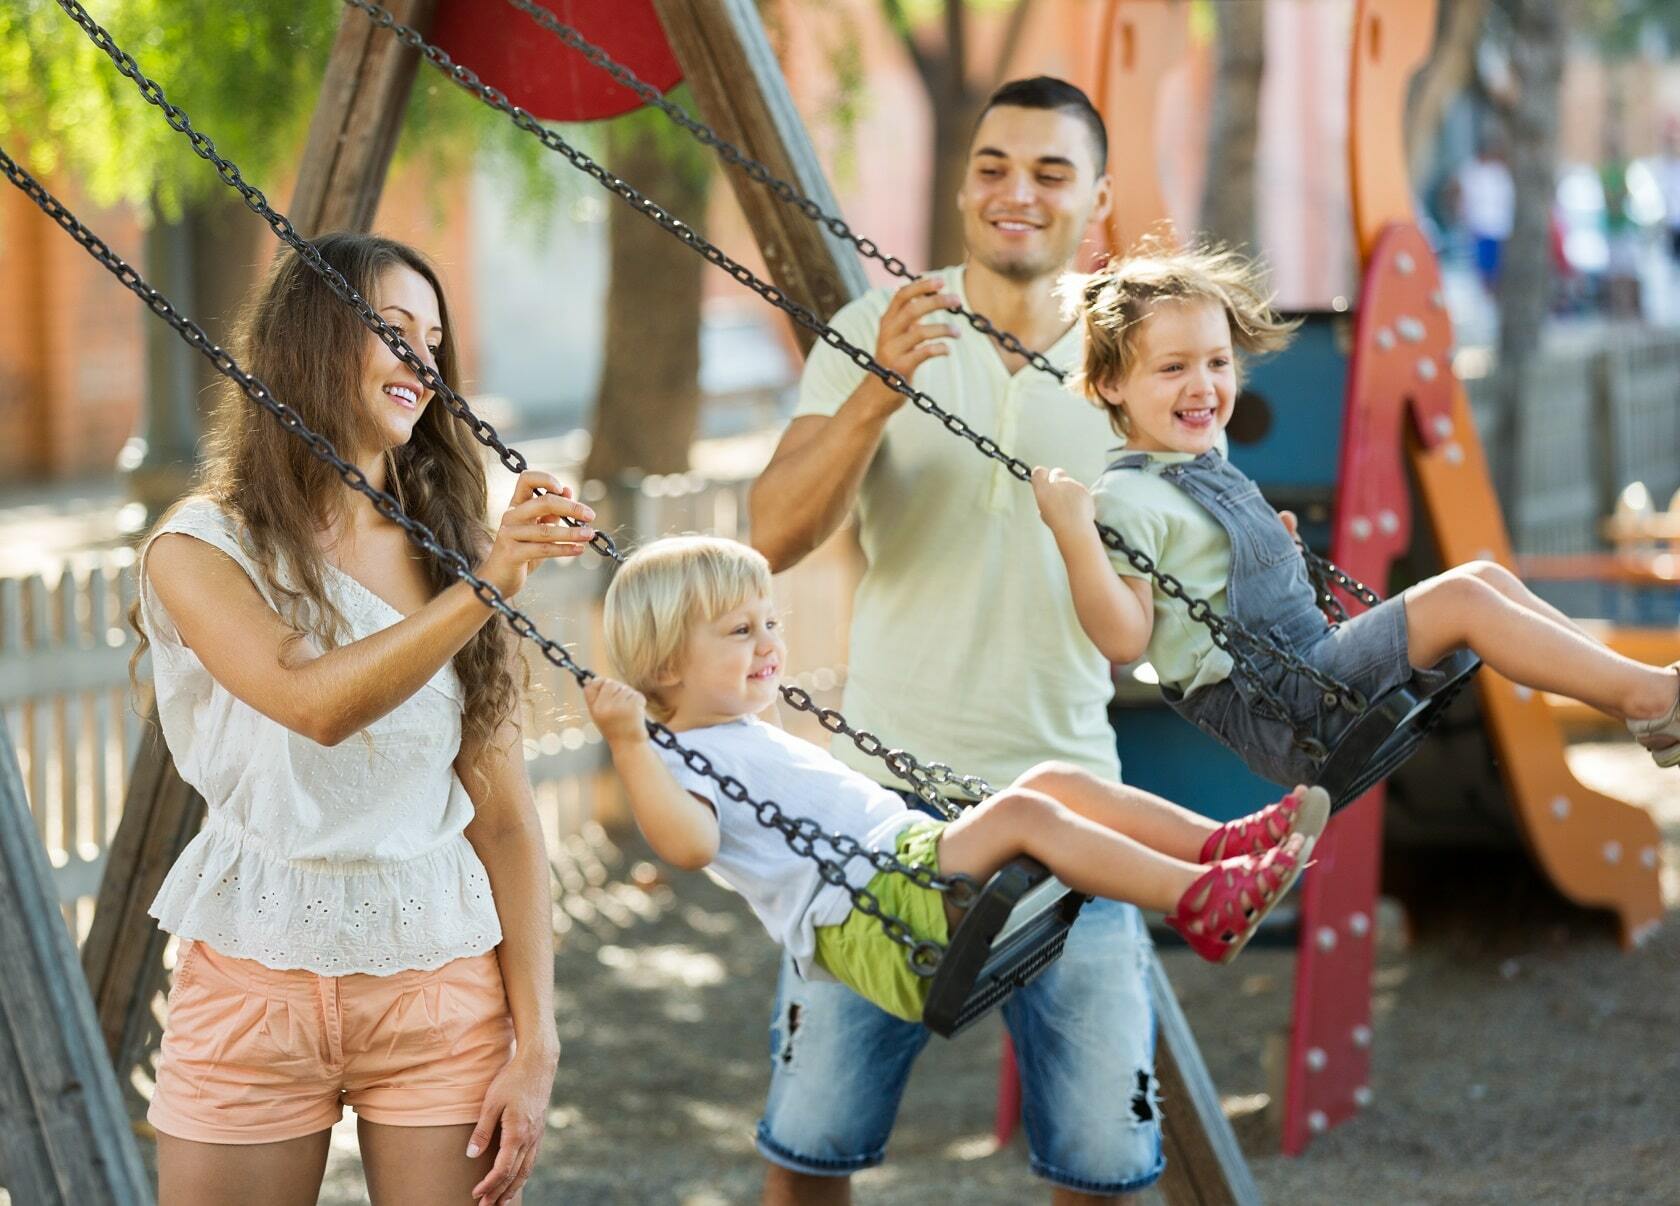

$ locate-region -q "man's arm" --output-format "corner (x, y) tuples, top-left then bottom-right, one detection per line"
(749, 278), (958, 573)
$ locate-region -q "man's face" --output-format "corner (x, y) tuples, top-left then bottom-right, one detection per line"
(957, 105), (1111, 283)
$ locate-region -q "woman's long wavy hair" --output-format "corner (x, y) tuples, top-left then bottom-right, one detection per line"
(131, 233), (518, 766)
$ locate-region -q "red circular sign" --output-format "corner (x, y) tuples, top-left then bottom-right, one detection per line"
(430, 0), (684, 123)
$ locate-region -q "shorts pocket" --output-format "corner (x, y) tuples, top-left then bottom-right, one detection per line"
(170, 938), (203, 999)
(430, 954), (511, 1056)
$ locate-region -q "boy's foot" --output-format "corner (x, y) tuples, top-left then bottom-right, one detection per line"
(1627, 664), (1680, 768)
(1199, 785), (1330, 862)
(1167, 834), (1313, 965)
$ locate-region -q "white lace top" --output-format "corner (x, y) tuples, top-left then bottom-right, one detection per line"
(137, 497), (502, 975)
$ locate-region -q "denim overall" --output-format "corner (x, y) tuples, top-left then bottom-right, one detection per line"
(1107, 449), (1426, 788)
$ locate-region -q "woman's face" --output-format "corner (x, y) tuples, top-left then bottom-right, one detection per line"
(358, 263), (442, 455)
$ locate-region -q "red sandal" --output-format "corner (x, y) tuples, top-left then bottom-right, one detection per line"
(1167, 837), (1314, 964)
(1198, 785), (1330, 863)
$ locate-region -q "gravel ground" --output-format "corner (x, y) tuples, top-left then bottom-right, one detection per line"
(279, 741), (1676, 1203)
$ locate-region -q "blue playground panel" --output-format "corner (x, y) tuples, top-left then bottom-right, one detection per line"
(1528, 579), (1680, 628)
(1110, 312), (1349, 822)
(1111, 703), (1281, 822)
(1225, 312), (1350, 493)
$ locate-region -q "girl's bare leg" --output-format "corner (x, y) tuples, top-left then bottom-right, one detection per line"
(935, 787), (1208, 918)
(1404, 562), (1679, 721)
(156, 1130), (331, 1206)
(1005, 761), (1226, 863)
(1458, 558), (1593, 636)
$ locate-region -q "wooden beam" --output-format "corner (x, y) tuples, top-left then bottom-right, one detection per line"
(290, 0), (440, 237)
(0, 714), (151, 1206)
(1151, 955), (1263, 1206)
(660, 4), (1256, 1199)
(81, 716), (206, 1073)
(650, 0), (869, 343)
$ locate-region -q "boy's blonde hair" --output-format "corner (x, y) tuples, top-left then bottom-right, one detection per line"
(1063, 238), (1299, 439)
(602, 535), (773, 719)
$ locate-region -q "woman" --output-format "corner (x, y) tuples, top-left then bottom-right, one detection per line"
(134, 233), (590, 1205)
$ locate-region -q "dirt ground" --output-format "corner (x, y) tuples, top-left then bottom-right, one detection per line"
(194, 740), (1679, 1205)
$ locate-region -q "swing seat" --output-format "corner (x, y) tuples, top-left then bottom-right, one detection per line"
(922, 857), (1088, 1038)
(1320, 648), (1482, 810)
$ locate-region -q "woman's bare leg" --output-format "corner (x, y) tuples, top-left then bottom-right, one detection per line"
(156, 1129), (331, 1206)
(1404, 563), (1678, 721)
(359, 1119), (512, 1206)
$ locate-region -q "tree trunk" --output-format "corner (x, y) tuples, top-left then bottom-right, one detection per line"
(1405, 0), (1491, 187)
(1199, 0), (1265, 250)
(1492, 0), (1564, 511)
(584, 122), (711, 481)
(927, 97), (984, 269)
(128, 191), (261, 522)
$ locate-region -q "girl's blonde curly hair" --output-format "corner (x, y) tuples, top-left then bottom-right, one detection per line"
(1061, 238), (1300, 438)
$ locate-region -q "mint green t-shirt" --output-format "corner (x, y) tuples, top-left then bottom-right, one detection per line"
(794, 265), (1120, 790)
(1091, 451), (1235, 696)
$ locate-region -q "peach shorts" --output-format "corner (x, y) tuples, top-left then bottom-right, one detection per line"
(148, 939), (514, 1145)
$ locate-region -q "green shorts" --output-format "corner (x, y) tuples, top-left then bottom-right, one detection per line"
(812, 819), (950, 1022)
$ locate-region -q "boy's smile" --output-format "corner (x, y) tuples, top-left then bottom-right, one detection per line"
(663, 593), (786, 730)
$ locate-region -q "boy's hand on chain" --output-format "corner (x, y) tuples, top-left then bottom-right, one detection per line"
(584, 677), (650, 746)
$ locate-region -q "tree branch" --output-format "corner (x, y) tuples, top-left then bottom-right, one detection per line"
(945, 0), (968, 103)
(883, 0), (940, 89)
(988, 0), (1041, 93)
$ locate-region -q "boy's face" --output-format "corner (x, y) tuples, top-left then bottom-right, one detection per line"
(664, 593), (786, 726)
(1100, 299), (1235, 456)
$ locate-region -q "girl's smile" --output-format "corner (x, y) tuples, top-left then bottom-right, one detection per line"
(1099, 299), (1236, 456)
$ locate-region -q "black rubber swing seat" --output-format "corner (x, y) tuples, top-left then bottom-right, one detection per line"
(922, 856), (1088, 1038)
(1318, 648), (1482, 811)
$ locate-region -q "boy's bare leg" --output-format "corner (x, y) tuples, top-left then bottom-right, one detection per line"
(1404, 566), (1678, 721)
(937, 788), (1219, 919)
(1006, 763), (1225, 863)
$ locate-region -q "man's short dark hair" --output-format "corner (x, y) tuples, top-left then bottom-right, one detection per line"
(974, 76), (1108, 174)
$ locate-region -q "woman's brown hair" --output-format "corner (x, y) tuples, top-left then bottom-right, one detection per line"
(131, 233), (518, 765)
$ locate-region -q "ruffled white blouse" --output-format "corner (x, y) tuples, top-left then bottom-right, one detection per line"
(138, 498), (502, 975)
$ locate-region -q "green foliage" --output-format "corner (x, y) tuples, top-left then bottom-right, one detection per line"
(0, 0), (685, 232)
(0, 0), (344, 220)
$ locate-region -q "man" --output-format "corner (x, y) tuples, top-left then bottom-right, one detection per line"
(747, 77), (1163, 1205)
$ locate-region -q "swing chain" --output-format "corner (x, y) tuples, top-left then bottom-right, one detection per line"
(52, 0), (998, 813)
(0, 147), (973, 972)
(505, 0), (1388, 643)
(338, 0), (1371, 751)
(497, 0), (1066, 383)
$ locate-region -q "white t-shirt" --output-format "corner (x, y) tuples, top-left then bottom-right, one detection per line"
(137, 497), (502, 975)
(1459, 158), (1515, 239)
(657, 717), (921, 978)
(794, 264), (1120, 792)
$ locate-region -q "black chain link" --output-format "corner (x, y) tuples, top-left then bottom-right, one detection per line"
(337, 0), (1371, 760)
(50, 0), (997, 813)
(497, 0), (1067, 382)
(0, 145), (974, 971)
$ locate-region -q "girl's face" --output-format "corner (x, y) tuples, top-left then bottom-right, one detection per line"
(358, 263), (442, 455)
(664, 592), (786, 727)
(1100, 299), (1236, 455)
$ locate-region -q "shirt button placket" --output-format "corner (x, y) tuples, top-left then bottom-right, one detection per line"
(987, 377), (1022, 512)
